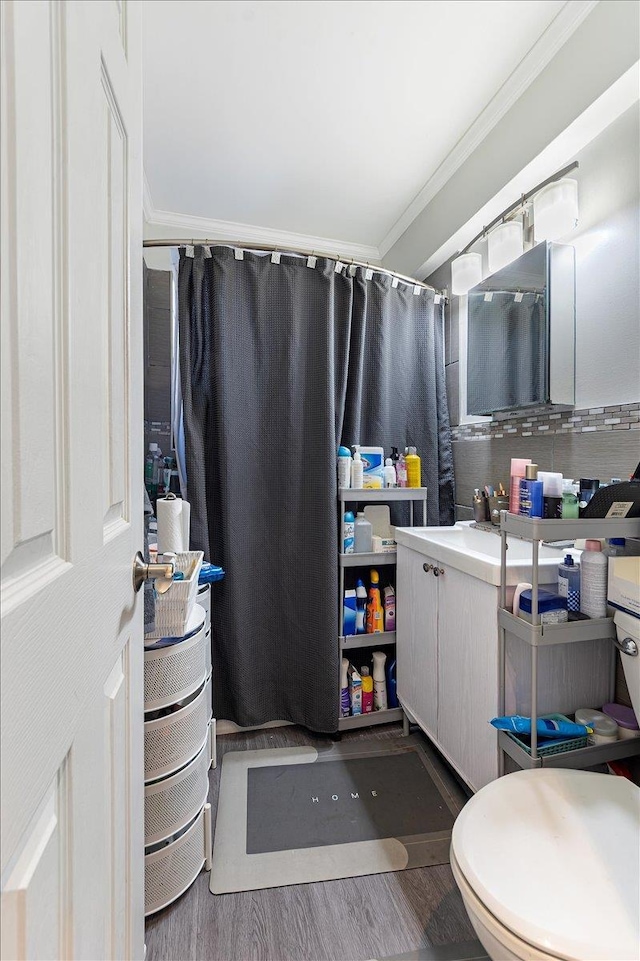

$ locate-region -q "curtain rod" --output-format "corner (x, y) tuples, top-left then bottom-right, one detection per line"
(142, 238), (445, 297)
(458, 160), (579, 256)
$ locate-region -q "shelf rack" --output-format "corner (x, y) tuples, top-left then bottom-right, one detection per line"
(498, 511), (640, 769)
(337, 487), (427, 730)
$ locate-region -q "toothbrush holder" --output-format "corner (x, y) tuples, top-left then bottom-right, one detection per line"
(488, 495), (510, 526)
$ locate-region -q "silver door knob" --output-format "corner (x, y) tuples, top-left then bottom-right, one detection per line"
(132, 551), (175, 594)
(614, 635), (638, 657)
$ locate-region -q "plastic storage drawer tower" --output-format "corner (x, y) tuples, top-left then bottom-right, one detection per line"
(143, 572), (215, 916)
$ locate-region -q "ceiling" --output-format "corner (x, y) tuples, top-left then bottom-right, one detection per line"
(143, 0), (579, 252)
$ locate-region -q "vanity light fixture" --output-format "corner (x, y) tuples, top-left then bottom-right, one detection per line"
(533, 178), (579, 242)
(450, 161), (579, 296)
(451, 252), (483, 296)
(487, 220), (524, 274)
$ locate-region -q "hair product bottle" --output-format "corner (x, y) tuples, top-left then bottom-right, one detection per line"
(372, 651), (388, 710)
(351, 451), (363, 489)
(360, 666), (374, 713)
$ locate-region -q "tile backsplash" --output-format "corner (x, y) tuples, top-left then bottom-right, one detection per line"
(452, 402), (639, 520)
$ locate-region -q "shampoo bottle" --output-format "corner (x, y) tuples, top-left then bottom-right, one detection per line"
(351, 451), (363, 489)
(355, 579), (367, 633)
(405, 447), (421, 488)
(343, 511), (355, 554)
(340, 658), (350, 717)
(562, 480), (579, 519)
(360, 666), (373, 713)
(519, 464), (543, 517)
(580, 540), (608, 619)
(372, 650), (388, 710)
(337, 446), (352, 489)
(366, 570), (384, 633)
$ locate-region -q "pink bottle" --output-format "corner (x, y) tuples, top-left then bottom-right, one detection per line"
(509, 458), (532, 513)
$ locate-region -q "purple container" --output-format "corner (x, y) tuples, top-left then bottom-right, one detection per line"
(602, 702), (639, 738)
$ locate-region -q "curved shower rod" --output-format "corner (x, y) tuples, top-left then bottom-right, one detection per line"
(142, 237), (446, 298)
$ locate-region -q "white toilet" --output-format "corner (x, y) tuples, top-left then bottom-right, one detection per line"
(451, 609), (640, 961)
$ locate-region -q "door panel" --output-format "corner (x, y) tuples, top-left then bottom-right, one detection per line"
(396, 546), (439, 738)
(1, 2), (143, 957)
(437, 567), (499, 791)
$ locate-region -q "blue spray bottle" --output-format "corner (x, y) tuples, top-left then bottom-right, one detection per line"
(355, 579), (367, 634)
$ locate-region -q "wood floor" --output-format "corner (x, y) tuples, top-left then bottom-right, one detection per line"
(144, 723), (478, 961)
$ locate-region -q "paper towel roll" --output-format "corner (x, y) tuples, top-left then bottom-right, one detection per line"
(157, 494), (185, 554)
(181, 499), (191, 551)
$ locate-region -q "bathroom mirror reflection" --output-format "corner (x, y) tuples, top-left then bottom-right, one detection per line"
(467, 241), (575, 415)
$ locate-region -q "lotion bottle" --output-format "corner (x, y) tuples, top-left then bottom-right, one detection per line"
(372, 650), (388, 710)
(351, 451), (363, 489)
(383, 458), (397, 488)
(580, 540), (608, 618)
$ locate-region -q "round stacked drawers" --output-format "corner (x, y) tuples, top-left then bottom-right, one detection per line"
(144, 599), (213, 915)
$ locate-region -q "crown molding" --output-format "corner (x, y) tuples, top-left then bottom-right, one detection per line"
(378, 0), (599, 258)
(143, 181), (381, 263)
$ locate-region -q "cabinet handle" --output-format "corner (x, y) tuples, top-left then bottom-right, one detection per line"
(423, 563), (434, 573)
(433, 567), (445, 577)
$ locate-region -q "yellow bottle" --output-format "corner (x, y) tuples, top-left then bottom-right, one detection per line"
(366, 569), (384, 634)
(406, 447), (421, 488)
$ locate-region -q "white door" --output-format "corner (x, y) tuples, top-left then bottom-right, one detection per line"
(1, 2), (144, 958)
(396, 546), (439, 739)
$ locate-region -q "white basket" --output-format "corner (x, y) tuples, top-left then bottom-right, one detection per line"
(144, 804), (211, 916)
(144, 675), (212, 783)
(144, 730), (212, 846)
(148, 551), (204, 639)
(144, 618), (208, 712)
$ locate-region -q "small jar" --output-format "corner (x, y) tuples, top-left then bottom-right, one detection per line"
(575, 708), (608, 728)
(587, 715), (618, 745)
(602, 703), (640, 740)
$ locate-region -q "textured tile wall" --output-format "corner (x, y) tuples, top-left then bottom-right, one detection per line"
(452, 405), (639, 515)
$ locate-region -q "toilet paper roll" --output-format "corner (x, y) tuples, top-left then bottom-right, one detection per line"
(157, 494), (185, 554)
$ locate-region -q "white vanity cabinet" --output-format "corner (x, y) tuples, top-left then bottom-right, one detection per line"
(396, 522), (615, 793)
(397, 544), (499, 791)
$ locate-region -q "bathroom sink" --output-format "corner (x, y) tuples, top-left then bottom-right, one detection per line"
(394, 521), (565, 586)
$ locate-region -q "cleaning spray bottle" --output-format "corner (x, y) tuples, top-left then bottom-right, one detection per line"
(372, 651), (388, 710)
(366, 569), (384, 633)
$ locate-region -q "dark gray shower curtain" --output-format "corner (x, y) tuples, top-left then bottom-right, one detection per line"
(178, 246), (454, 733)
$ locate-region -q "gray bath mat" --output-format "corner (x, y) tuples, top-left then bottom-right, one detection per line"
(210, 737), (460, 894)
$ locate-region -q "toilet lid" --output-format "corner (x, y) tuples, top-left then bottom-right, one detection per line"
(451, 769), (640, 961)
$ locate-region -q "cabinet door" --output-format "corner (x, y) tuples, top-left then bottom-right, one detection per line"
(437, 567), (499, 791)
(396, 546), (438, 738)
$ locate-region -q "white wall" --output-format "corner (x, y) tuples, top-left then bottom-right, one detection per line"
(382, 0), (639, 279)
(571, 106), (639, 408)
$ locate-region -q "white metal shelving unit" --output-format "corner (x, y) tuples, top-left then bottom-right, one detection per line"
(498, 513), (640, 769)
(338, 487), (427, 731)
(143, 586), (215, 916)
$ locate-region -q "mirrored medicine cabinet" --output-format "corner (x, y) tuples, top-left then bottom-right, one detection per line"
(466, 241), (575, 416)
